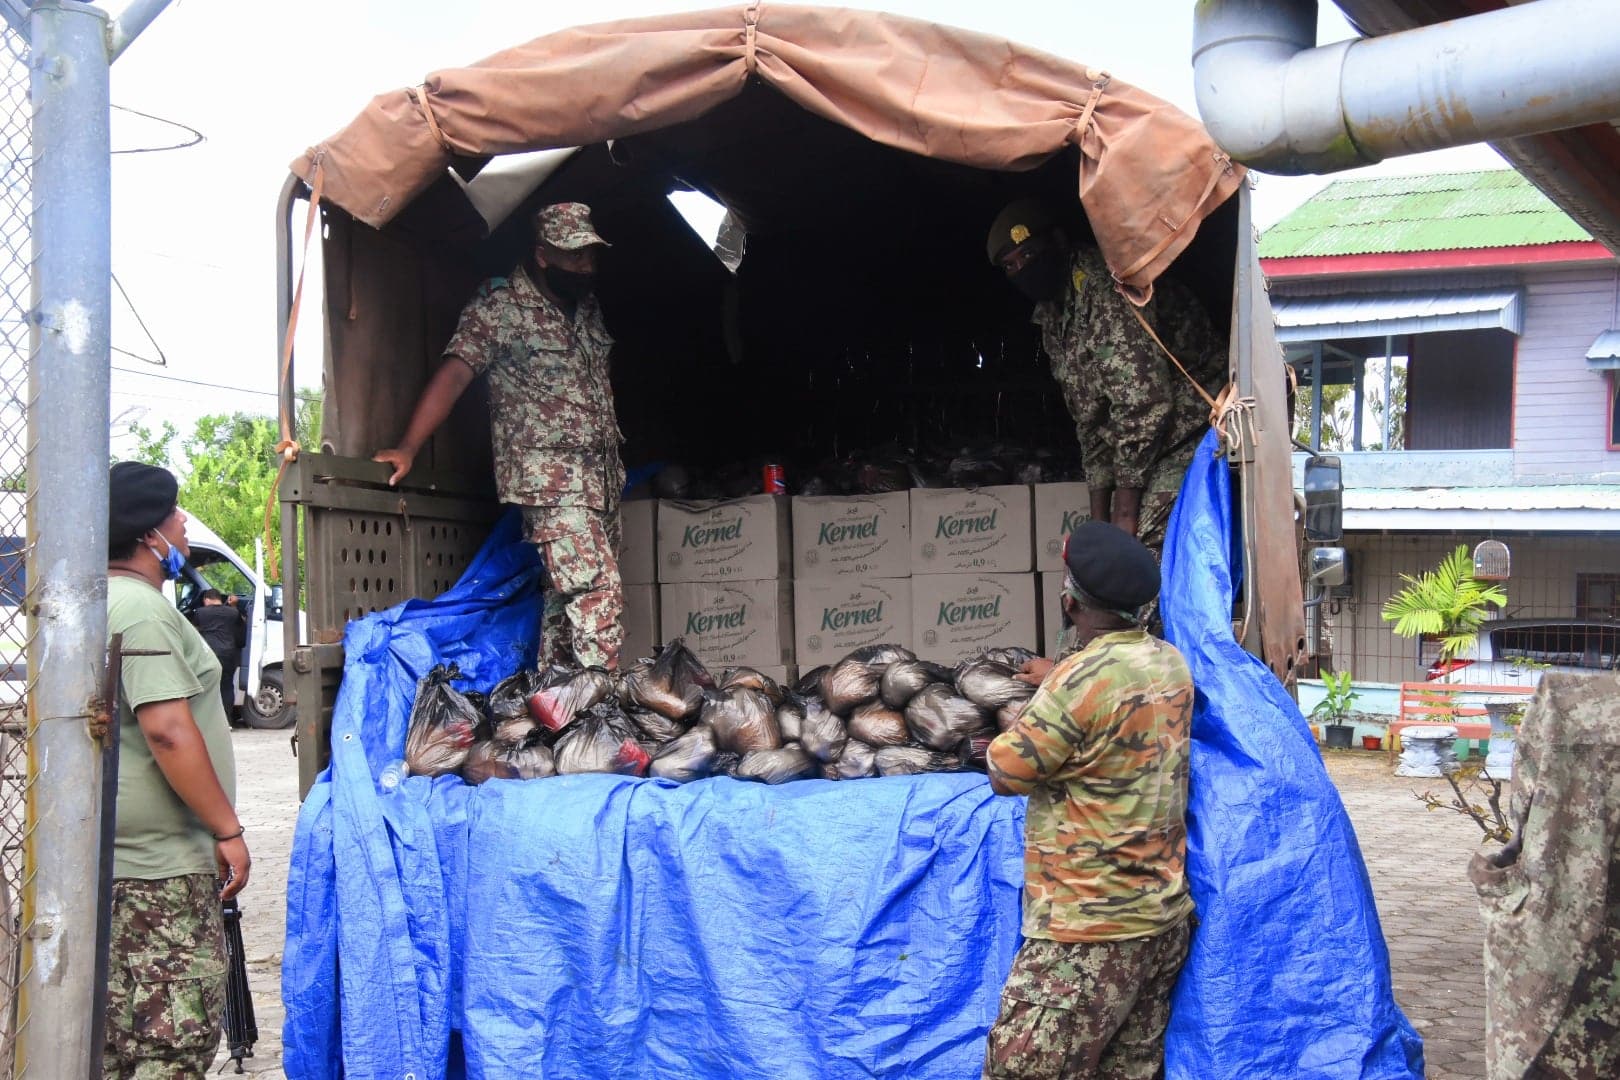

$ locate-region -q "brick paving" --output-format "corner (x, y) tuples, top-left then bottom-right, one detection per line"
(1326, 749), (1489, 1079)
(220, 734), (1491, 1079)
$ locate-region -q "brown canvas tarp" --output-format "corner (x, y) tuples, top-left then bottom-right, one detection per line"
(290, 3), (1243, 298)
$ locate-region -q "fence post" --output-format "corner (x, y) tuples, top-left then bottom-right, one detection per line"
(20, 2), (111, 1075)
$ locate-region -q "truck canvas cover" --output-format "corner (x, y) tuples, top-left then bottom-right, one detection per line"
(291, 3), (1241, 299)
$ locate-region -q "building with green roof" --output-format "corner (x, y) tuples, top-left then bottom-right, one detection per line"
(1259, 170), (1620, 689)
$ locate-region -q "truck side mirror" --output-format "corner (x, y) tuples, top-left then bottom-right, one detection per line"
(1302, 455), (1343, 543)
(1310, 547), (1347, 588)
(267, 584), (284, 620)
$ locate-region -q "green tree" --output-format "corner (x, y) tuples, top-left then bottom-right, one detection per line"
(117, 389), (323, 585)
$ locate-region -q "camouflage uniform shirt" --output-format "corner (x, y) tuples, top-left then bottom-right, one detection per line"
(987, 628), (1195, 942)
(446, 266), (621, 509)
(1033, 245), (1224, 491)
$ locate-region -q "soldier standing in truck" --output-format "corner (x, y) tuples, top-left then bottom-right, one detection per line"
(374, 202), (626, 670)
(988, 198), (1226, 556)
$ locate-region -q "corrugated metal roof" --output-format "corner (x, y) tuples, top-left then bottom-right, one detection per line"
(1587, 330), (1620, 371)
(1260, 170), (1593, 259)
(1273, 287), (1523, 342)
(1344, 485), (1620, 531)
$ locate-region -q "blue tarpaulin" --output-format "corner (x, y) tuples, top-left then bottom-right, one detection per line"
(282, 429), (1422, 1079)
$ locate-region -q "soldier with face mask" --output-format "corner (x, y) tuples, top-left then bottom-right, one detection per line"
(105, 461), (247, 1076)
(988, 199), (1226, 555)
(375, 202), (626, 670)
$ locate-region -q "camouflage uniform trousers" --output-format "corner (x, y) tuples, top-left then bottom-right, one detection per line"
(524, 504), (624, 669)
(104, 873), (226, 1079)
(1133, 433), (1203, 560)
(984, 918), (1191, 1080)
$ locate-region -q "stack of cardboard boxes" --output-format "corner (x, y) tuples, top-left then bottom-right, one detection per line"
(618, 482), (1093, 678)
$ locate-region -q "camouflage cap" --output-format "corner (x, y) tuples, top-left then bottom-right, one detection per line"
(535, 202), (610, 250)
(986, 198), (1059, 264)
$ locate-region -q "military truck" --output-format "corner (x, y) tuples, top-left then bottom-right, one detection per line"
(270, 6), (1342, 793)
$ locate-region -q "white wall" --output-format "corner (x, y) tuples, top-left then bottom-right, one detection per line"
(1514, 266), (1620, 479)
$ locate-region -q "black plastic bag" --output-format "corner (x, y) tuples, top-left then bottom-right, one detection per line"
(649, 725), (719, 783)
(702, 687), (782, 754)
(875, 745), (961, 776)
(823, 740), (879, 780)
(528, 667), (616, 735)
(624, 639), (713, 720)
(487, 669), (544, 745)
(735, 747), (819, 784)
(405, 663), (481, 777)
(462, 734), (558, 784)
(554, 702), (652, 776)
(905, 685), (992, 752)
(776, 695), (807, 744)
(798, 699), (848, 763)
(720, 666), (785, 706)
(629, 706), (686, 744)
(794, 666), (830, 698)
(957, 727), (999, 772)
(955, 659), (1036, 712)
(970, 646), (1041, 672)
(879, 660), (954, 709)
(848, 701), (910, 747)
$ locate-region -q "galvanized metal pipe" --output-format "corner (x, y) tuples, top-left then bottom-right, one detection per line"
(23, 3), (111, 1075)
(106, 0), (171, 61)
(1193, 0), (1620, 174)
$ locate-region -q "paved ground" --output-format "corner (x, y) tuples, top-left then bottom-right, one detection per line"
(221, 734), (1491, 1078)
(211, 729), (299, 1076)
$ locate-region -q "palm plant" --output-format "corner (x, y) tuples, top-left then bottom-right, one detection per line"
(1381, 544), (1507, 669)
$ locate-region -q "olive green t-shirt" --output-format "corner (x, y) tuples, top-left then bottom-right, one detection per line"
(108, 576), (238, 880)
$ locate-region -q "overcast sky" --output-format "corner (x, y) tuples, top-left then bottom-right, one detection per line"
(102, 0), (1506, 452)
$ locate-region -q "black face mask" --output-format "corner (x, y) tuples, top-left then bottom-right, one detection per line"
(1007, 246), (1070, 303)
(543, 266), (595, 304)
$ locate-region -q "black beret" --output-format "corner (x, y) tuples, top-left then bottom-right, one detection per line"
(986, 198), (1059, 264)
(1062, 520), (1160, 611)
(108, 461), (178, 549)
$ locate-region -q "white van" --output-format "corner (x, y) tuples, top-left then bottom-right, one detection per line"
(165, 513), (296, 729)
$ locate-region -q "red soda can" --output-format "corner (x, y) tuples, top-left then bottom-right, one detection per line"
(763, 463), (786, 494)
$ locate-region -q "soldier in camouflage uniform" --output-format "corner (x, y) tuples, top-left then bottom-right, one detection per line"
(1469, 672), (1620, 1079)
(986, 522), (1195, 1079)
(105, 463), (247, 1077)
(376, 202), (625, 669)
(988, 200), (1227, 555)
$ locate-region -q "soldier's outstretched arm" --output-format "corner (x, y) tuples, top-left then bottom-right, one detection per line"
(373, 357), (477, 485)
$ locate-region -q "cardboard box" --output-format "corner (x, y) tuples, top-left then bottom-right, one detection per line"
(791, 492), (910, 580)
(1032, 482), (1091, 572)
(793, 578), (913, 665)
(1040, 572), (1064, 656)
(618, 499), (659, 585)
(656, 496), (792, 583)
(621, 584), (659, 664)
(909, 573), (1038, 665)
(910, 485), (1033, 575)
(658, 580), (794, 669)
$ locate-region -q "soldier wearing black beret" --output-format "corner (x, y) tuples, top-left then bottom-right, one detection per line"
(982, 519), (1196, 1079)
(104, 462), (248, 1075)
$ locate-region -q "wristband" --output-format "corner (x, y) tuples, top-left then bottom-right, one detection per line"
(214, 827), (245, 842)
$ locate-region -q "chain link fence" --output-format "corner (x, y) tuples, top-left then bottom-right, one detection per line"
(0, 12), (31, 1072)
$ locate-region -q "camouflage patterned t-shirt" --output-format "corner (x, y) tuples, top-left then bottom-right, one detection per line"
(446, 266), (621, 509)
(987, 628), (1195, 942)
(1034, 245), (1225, 491)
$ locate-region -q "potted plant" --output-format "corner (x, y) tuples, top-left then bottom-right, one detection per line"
(1310, 670), (1360, 750)
(1381, 544), (1508, 681)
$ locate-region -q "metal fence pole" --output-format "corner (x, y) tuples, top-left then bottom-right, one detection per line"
(19, 2), (111, 1075)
